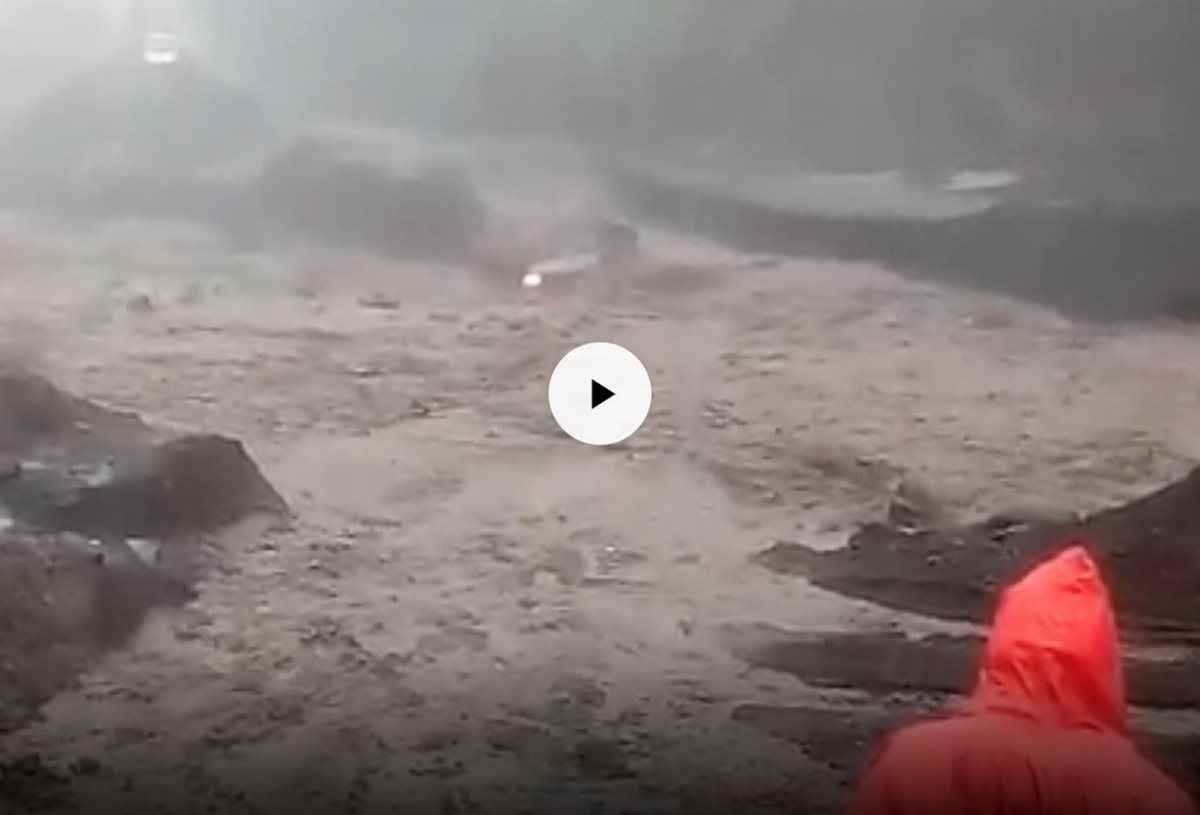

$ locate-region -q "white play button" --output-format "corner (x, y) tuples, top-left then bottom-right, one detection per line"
(548, 342), (652, 446)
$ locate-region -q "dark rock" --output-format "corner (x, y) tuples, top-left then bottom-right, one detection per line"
(0, 370), (150, 457)
(440, 786), (479, 814)
(33, 434), (289, 540)
(413, 625), (489, 660)
(68, 757), (101, 776)
(537, 546), (588, 586)
(753, 464), (1200, 638)
(409, 756), (465, 780)
(483, 717), (559, 759)
(0, 374), (284, 732)
(414, 728), (465, 754)
(126, 294), (154, 314)
(549, 673), (609, 712)
(0, 527), (194, 727)
(358, 293), (401, 311)
(726, 626), (1200, 708)
(571, 737), (635, 780)
(0, 754), (70, 810)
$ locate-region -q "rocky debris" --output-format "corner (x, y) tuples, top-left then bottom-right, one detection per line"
(0, 534), (98, 720)
(413, 727), (466, 754)
(0, 370), (151, 458)
(535, 546), (589, 587)
(439, 786), (480, 814)
(33, 434), (287, 540)
(0, 372), (285, 730)
(0, 434), (286, 541)
(571, 736), (636, 780)
(409, 755), (465, 780)
(357, 293), (402, 311)
(736, 465), (1200, 799)
(67, 757), (101, 777)
(125, 293), (155, 314)
(0, 531), (183, 721)
(754, 464), (1200, 638)
(544, 673), (609, 728)
(549, 672), (609, 712)
(413, 624), (490, 661)
(483, 716), (560, 760)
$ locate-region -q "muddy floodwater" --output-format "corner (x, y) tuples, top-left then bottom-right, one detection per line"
(0, 150), (1198, 814)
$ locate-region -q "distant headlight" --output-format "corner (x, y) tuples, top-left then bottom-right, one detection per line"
(143, 32), (180, 66)
(522, 272), (543, 289)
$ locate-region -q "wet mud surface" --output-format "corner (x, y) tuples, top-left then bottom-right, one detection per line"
(731, 699), (1200, 801)
(0, 146), (1195, 812)
(729, 627), (1200, 708)
(607, 160), (1200, 800)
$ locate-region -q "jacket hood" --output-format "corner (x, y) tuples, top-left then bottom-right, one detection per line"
(969, 543), (1126, 734)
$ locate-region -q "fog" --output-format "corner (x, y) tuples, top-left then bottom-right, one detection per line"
(4, 0), (1199, 194)
(1, 4), (1200, 815)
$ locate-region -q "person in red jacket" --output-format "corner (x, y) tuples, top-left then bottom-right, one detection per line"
(849, 543), (1196, 815)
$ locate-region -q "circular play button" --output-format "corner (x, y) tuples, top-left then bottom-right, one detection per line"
(548, 342), (652, 446)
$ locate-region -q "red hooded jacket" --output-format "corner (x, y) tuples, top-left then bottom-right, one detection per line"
(849, 544), (1196, 815)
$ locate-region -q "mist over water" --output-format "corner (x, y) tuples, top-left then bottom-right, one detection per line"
(5, 0), (1199, 197)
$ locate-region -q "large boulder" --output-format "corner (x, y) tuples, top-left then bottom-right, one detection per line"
(0, 371), (287, 729)
(755, 464), (1200, 638)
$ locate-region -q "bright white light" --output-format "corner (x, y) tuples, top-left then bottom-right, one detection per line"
(522, 272), (543, 289)
(143, 31), (179, 65)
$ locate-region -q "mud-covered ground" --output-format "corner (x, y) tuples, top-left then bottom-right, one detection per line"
(0, 157), (1198, 814)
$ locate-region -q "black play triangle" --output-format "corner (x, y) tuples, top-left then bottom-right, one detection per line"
(591, 379), (615, 409)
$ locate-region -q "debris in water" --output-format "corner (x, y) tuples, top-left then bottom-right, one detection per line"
(572, 737), (635, 780)
(43, 434), (289, 539)
(126, 293), (154, 314)
(358, 293), (401, 311)
(0, 373), (285, 730)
